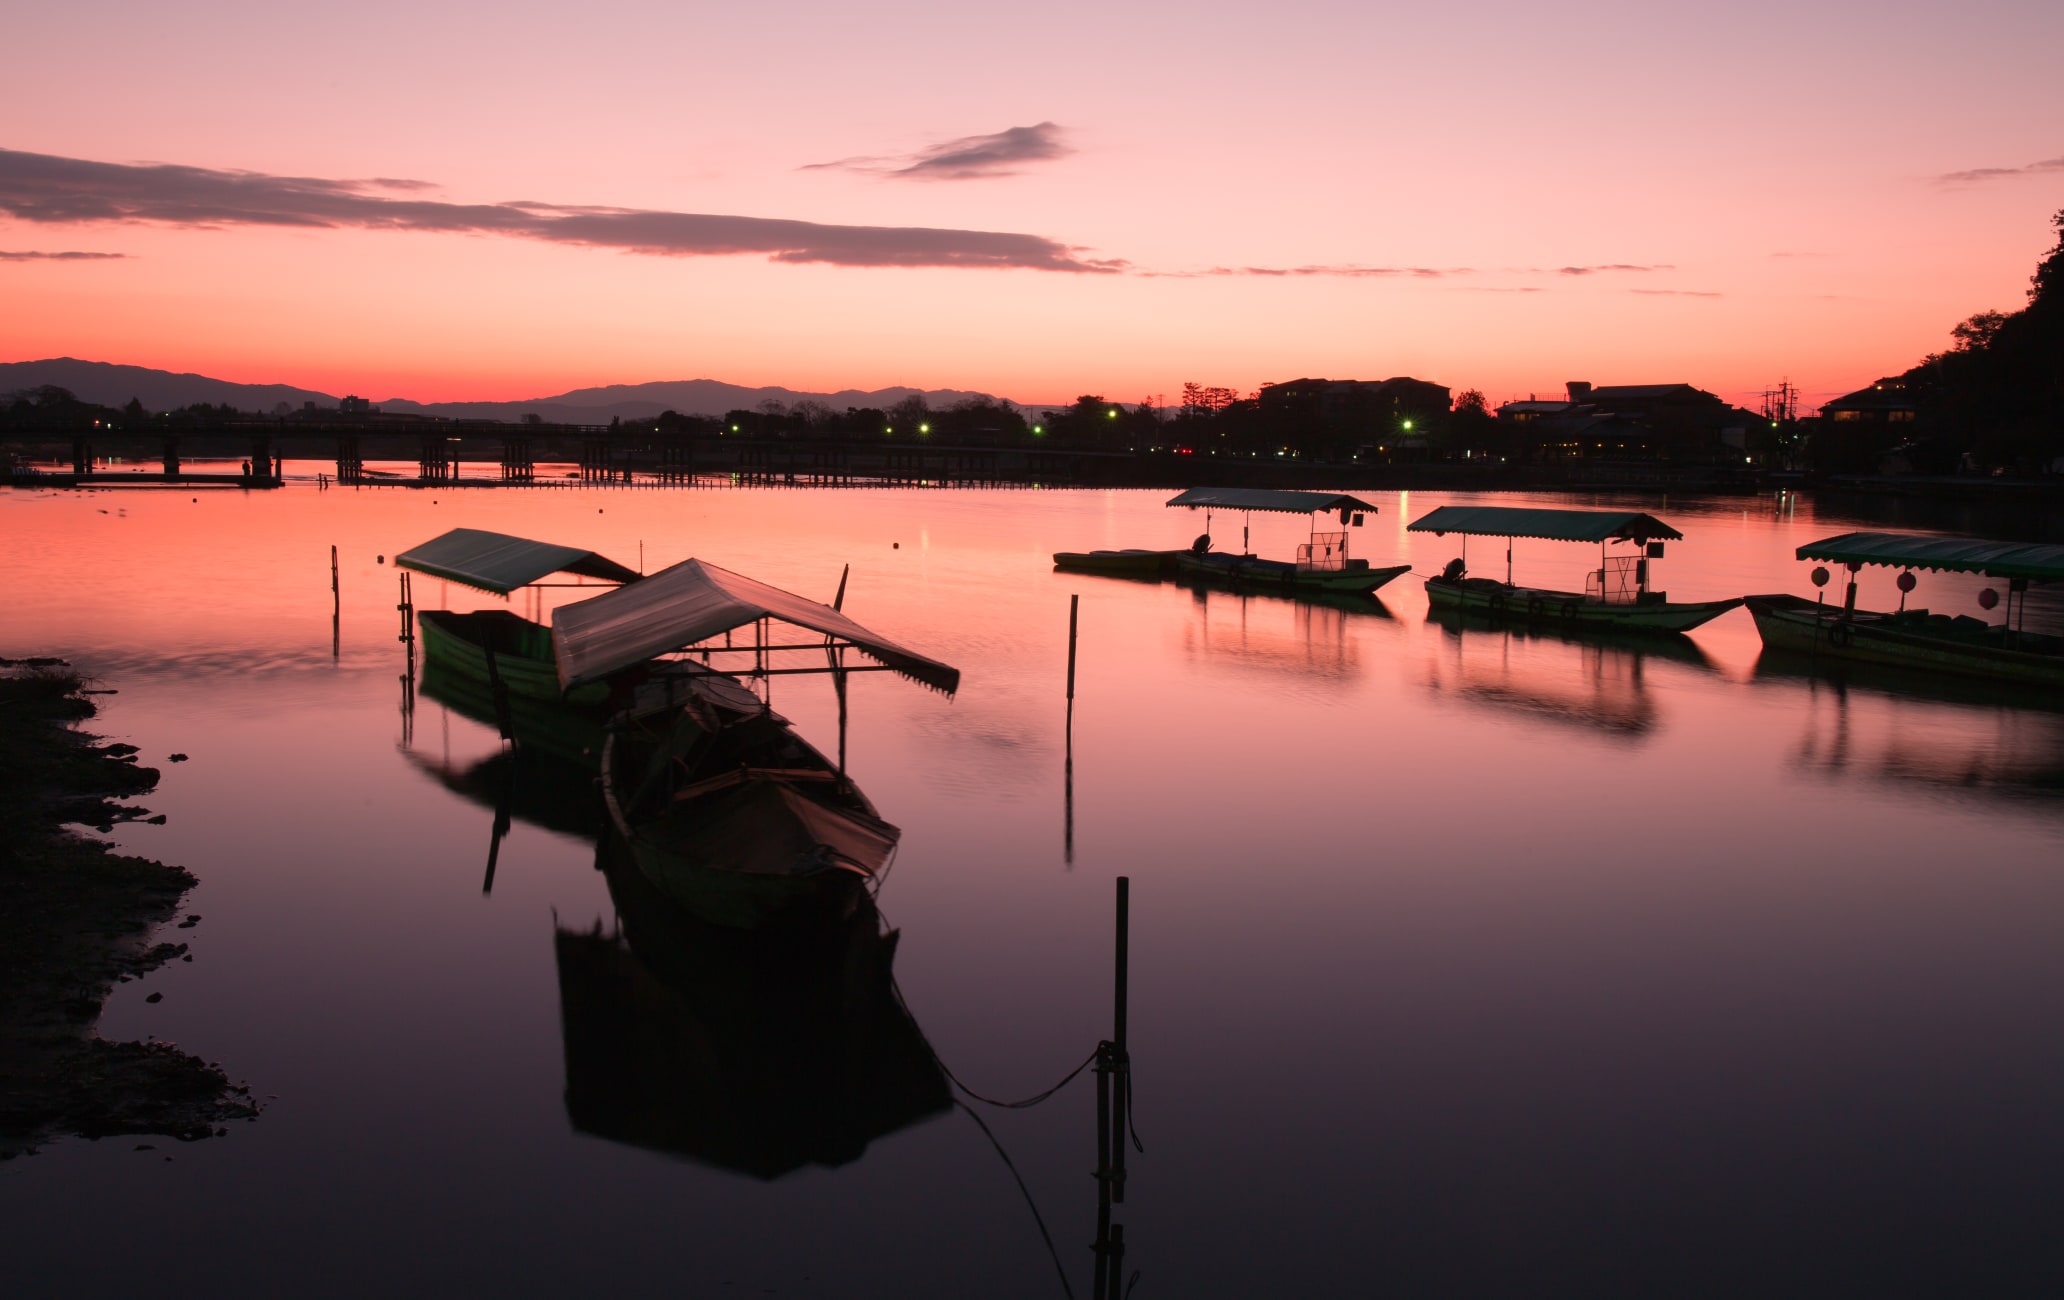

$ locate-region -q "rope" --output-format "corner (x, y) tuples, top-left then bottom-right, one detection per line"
(956, 1100), (1076, 1300)
(890, 968), (1100, 1109)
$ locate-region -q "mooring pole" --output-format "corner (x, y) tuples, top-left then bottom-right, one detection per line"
(1112, 874), (1130, 1204)
(1066, 594), (1080, 705)
(331, 545), (340, 614)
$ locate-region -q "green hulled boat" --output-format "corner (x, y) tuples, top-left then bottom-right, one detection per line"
(1747, 531), (2064, 687)
(396, 527), (642, 703)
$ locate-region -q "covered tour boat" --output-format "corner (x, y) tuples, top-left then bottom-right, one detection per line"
(1746, 531), (2064, 688)
(1407, 505), (1742, 633)
(1162, 487), (1409, 595)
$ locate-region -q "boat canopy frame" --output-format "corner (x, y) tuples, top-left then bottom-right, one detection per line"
(1408, 506), (1682, 594)
(1165, 488), (1378, 560)
(1795, 532), (2064, 584)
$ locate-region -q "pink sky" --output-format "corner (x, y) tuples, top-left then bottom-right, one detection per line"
(3, 0), (2060, 412)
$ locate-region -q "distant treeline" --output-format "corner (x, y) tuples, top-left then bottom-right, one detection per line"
(8, 211), (2059, 476)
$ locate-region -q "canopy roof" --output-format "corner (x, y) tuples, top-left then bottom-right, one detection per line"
(395, 528), (641, 595)
(552, 558), (960, 695)
(1796, 531), (2064, 581)
(1166, 488), (1381, 515)
(1406, 506), (1683, 544)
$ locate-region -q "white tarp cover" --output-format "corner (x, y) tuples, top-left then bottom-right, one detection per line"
(395, 528), (642, 595)
(552, 558), (960, 694)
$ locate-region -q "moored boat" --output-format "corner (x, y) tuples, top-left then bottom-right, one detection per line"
(563, 556), (960, 929)
(1407, 505), (1742, 633)
(397, 528), (641, 704)
(1746, 531), (2064, 687)
(1052, 548), (1186, 578)
(601, 671), (902, 930)
(1166, 488), (1408, 596)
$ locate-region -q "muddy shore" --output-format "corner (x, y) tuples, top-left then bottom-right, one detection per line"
(0, 662), (258, 1159)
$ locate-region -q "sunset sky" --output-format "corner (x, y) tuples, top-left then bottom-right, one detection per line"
(3, 0), (2060, 412)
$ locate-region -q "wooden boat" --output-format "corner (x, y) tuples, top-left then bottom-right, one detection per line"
(1408, 505), (1742, 633)
(564, 559), (959, 930)
(1167, 488), (1408, 596)
(555, 840), (949, 1178)
(1746, 531), (2064, 687)
(397, 528), (641, 703)
(601, 671), (902, 930)
(1052, 548), (1185, 577)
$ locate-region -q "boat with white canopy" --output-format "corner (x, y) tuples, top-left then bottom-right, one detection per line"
(1407, 505), (1741, 633)
(1747, 531), (2064, 687)
(552, 558), (958, 928)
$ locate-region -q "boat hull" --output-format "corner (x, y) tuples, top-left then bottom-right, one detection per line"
(417, 608), (609, 705)
(601, 698), (901, 932)
(1747, 595), (2064, 687)
(1176, 551), (1411, 595)
(1425, 576), (1741, 633)
(1052, 549), (1184, 577)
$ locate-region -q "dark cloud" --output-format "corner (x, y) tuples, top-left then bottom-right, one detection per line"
(1541, 264), (1672, 275)
(804, 122), (1072, 181)
(0, 147), (1119, 273)
(1936, 155), (2064, 184)
(0, 249), (126, 261)
(1631, 288), (1721, 298)
(1140, 264), (1468, 279)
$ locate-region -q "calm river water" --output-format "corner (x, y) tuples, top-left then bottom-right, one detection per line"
(4, 479), (2062, 1297)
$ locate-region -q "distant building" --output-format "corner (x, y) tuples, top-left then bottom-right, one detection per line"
(1819, 377), (1917, 426)
(339, 395), (374, 415)
(1499, 380), (1760, 461)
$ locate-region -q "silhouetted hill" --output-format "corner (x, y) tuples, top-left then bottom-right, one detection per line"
(0, 359), (1011, 421)
(0, 358), (337, 413)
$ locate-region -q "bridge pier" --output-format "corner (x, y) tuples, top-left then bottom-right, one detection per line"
(248, 432), (276, 481)
(161, 434), (180, 477)
(500, 436), (533, 482)
(337, 433), (363, 483)
(72, 437), (90, 476)
(419, 433), (455, 482)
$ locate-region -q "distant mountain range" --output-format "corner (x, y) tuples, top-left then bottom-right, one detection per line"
(0, 358), (1017, 422)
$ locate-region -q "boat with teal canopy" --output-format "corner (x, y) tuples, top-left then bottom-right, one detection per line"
(1406, 505), (1741, 633)
(1056, 486), (1409, 595)
(1747, 530), (2064, 686)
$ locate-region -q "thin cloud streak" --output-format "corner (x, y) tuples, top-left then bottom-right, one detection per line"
(1631, 288), (1721, 298)
(804, 122), (1072, 180)
(0, 249), (127, 261)
(1527, 264), (1673, 275)
(1140, 264), (1469, 279)
(0, 147), (1120, 273)
(1937, 155), (2064, 184)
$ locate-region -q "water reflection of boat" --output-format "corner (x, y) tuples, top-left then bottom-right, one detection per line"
(602, 672), (901, 930)
(400, 744), (604, 838)
(1747, 532), (2064, 687)
(418, 659), (605, 767)
(1408, 506), (1742, 633)
(397, 528), (641, 704)
(1769, 666), (2064, 803)
(556, 838), (949, 1177)
(1423, 606), (1714, 737)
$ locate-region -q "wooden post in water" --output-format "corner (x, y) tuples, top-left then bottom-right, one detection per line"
(1112, 874), (1130, 1204)
(331, 545), (340, 613)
